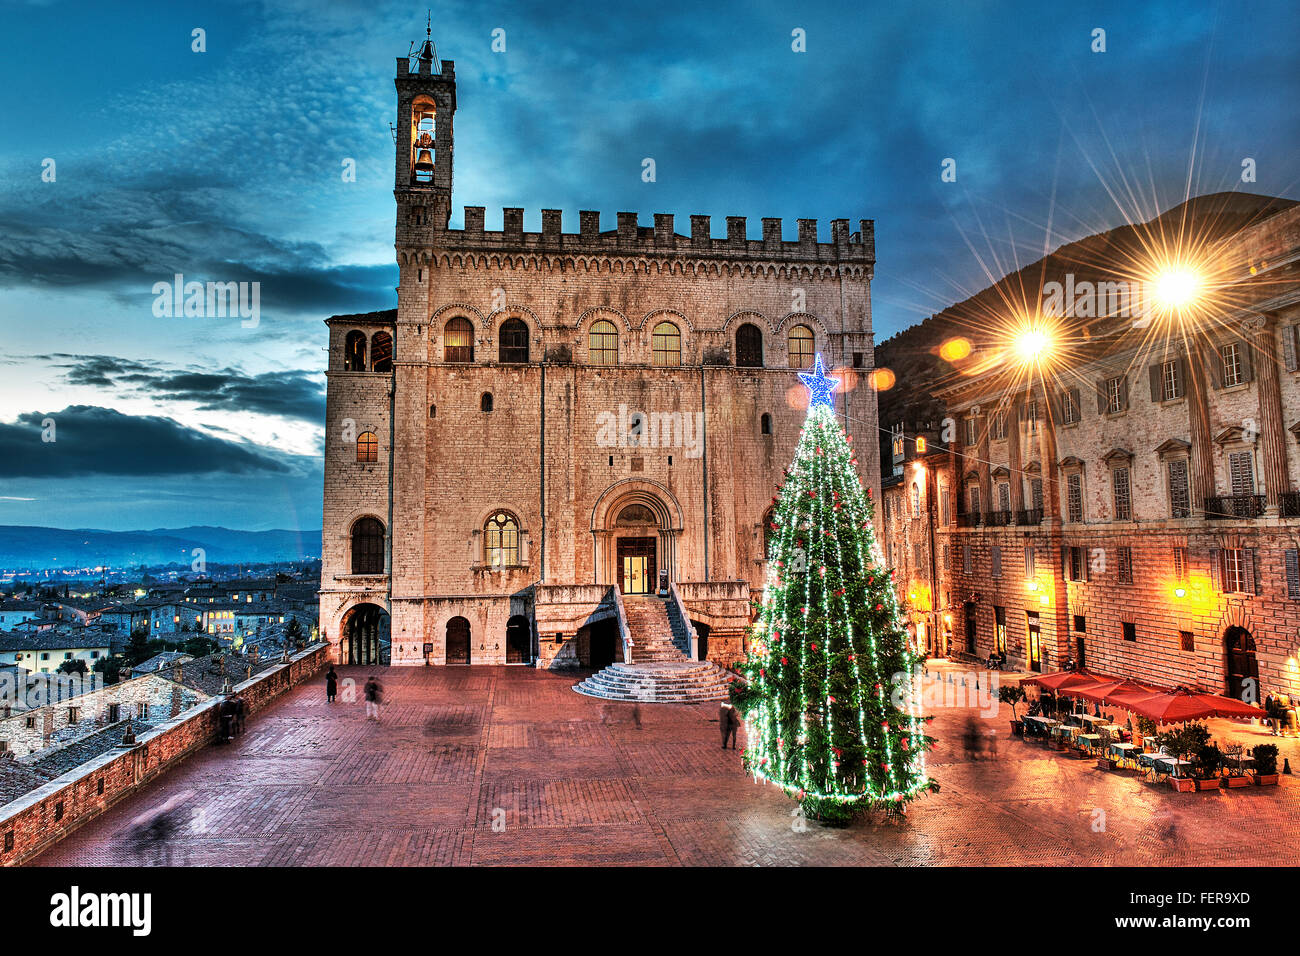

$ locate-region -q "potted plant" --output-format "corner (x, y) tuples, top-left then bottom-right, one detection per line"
(1000, 684), (1027, 735)
(1251, 743), (1280, 786)
(1192, 744), (1223, 791)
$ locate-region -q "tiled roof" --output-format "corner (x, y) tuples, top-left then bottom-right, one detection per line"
(0, 630), (113, 652)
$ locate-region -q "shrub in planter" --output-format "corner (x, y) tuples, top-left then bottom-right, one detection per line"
(1193, 744), (1223, 790)
(1000, 684), (1027, 735)
(1251, 743), (1280, 785)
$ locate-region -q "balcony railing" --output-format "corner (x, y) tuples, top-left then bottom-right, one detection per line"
(1204, 495), (1266, 520)
(955, 512), (979, 528)
(1282, 492), (1300, 518)
(984, 510), (1013, 527)
(1015, 508), (1044, 526)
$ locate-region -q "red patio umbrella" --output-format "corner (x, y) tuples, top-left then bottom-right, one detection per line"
(1022, 670), (1111, 693)
(1073, 678), (1160, 705)
(1107, 688), (1264, 724)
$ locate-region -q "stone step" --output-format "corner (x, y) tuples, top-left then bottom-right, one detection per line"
(573, 661), (735, 702)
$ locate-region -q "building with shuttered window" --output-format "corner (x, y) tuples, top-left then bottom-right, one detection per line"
(878, 191), (1300, 698)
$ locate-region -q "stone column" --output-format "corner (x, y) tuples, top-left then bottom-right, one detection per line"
(1252, 314), (1291, 513)
(1186, 339), (1218, 517)
(1007, 398), (1025, 514)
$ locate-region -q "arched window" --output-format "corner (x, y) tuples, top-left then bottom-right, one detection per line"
(911, 482), (921, 517)
(485, 512), (520, 567)
(788, 324), (814, 369)
(371, 331), (393, 372)
(760, 413), (772, 435)
(350, 517), (385, 574)
(344, 330), (367, 371)
(481, 392), (494, 412)
(651, 321), (681, 367)
(444, 317), (474, 363)
(589, 319), (618, 365)
(356, 431), (378, 463)
(411, 95), (436, 184)
(429, 404), (437, 418)
(616, 504), (657, 525)
(499, 318), (529, 364)
(736, 323), (763, 368)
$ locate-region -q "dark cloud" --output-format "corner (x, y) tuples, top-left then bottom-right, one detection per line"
(0, 406), (296, 478)
(42, 355), (325, 424)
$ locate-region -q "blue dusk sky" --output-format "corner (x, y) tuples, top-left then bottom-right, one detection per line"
(0, 0), (1296, 531)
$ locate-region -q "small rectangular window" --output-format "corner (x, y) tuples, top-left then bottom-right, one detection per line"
(1168, 459), (1191, 518)
(1173, 546), (1187, 581)
(991, 546), (1002, 578)
(1062, 389), (1080, 425)
(1025, 546), (1035, 578)
(1229, 451), (1255, 496)
(1112, 467), (1131, 521)
(1073, 615), (1086, 633)
(1161, 360), (1181, 401)
(1107, 376), (1124, 414)
(1122, 621), (1136, 642)
(1221, 343), (1243, 387)
(962, 544), (972, 575)
(1066, 474), (1083, 523)
(3, 831), (12, 853)
(1179, 630), (1195, 652)
(1117, 546), (1133, 584)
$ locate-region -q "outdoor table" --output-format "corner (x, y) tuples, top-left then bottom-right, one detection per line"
(1153, 756), (1192, 778)
(1110, 742), (1140, 769)
(1079, 714), (1105, 727)
(1076, 733), (1102, 753)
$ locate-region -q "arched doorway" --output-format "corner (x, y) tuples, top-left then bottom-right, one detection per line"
(446, 616), (471, 666)
(506, 615), (532, 664)
(1225, 627), (1259, 700)
(615, 503), (658, 594)
(342, 603), (390, 666)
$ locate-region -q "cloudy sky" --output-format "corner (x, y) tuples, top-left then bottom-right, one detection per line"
(1, 0), (1297, 532)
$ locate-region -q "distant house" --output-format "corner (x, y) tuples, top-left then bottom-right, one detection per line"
(132, 651), (193, 673)
(0, 629), (112, 674)
(0, 601), (44, 629)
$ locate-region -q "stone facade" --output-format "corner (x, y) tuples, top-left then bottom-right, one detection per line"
(319, 35), (880, 669)
(881, 195), (1300, 700)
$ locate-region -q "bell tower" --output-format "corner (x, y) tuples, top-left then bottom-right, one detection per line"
(394, 19), (455, 231)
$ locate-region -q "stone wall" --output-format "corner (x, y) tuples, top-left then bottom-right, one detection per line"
(0, 643), (327, 867)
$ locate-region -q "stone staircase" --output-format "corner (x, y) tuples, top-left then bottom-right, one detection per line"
(573, 594), (735, 702)
(622, 596), (689, 663)
(574, 660), (735, 703)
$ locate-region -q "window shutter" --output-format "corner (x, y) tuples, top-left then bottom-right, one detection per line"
(1119, 376), (1129, 410)
(1149, 364), (1161, 402)
(1096, 379), (1107, 414)
(1061, 546), (1069, 578)
(1284, 326), (1299, 373)
(1239, 338), (1255, 383)
(1245, 548), (1258, 595)
(1286, 549), (1300, 600)
(1174, 357), (1187, 398)
(1084, 547), (1092, 582)
(1209, 549), (1223, 591)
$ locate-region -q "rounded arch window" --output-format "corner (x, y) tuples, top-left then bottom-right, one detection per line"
(736, 322), (763, 368)
(371, 331), (393, 372)
(485, 511), (520, 567)
(788, 324), (814, 369)
(760, 412), (772, 435)
(589, 319), (618, 365)
(343, 330), (367, 371)
(356, 431), (378, 463)
(499, 318), (529, 364)
(444, 317), (474, 363)
(481, 392), (494, 412)
(350, 517), (385, 575)
(651, 321), (681, 367)
(911, 482), (921, 517)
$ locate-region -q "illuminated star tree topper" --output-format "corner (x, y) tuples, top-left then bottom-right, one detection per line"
(797, 353), (840, 411)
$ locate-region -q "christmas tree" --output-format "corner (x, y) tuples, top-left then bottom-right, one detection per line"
(732, 355), (934, 823)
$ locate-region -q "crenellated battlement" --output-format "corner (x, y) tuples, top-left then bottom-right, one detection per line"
(399, 207), (875, 264)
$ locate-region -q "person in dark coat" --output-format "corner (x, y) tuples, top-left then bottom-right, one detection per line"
(326, 666), (338, 703)
(218, 698), (235, 743)
(719, 701), (739, 749)
(233, 694), (246, 735)
(364, 675), (383, 720)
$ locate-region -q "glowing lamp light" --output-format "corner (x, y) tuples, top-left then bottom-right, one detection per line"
(1155, 268), (1201, 310)
(1027, 581), (1040, 592)
(1013, 326), (1052, 364)
(915, 437), (927, 454)
(1174, 586), (1187, 599)
(1038, 594), (1050, 606)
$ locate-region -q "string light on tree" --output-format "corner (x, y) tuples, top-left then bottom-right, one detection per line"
(730, 352), (935, 823)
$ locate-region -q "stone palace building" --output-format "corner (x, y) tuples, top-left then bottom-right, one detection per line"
(318, 32), (880, 669)
(879, 191), (1300, 700)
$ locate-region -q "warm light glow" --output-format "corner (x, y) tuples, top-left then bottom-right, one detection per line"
(1173, 586), (1187, 599)
(939, 337), (972, 362)
(1038, 594), (1050, 606)
(915, 437), (927, 453)
(1014, 327), (1052, 364)
(1027, 580), (1040, 592)
(1154, 268), (1201, 310)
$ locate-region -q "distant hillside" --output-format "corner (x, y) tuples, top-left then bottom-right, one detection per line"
(0, 526), (322, 571)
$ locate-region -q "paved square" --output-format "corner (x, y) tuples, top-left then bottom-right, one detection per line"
(30, 662), (1300, 866)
